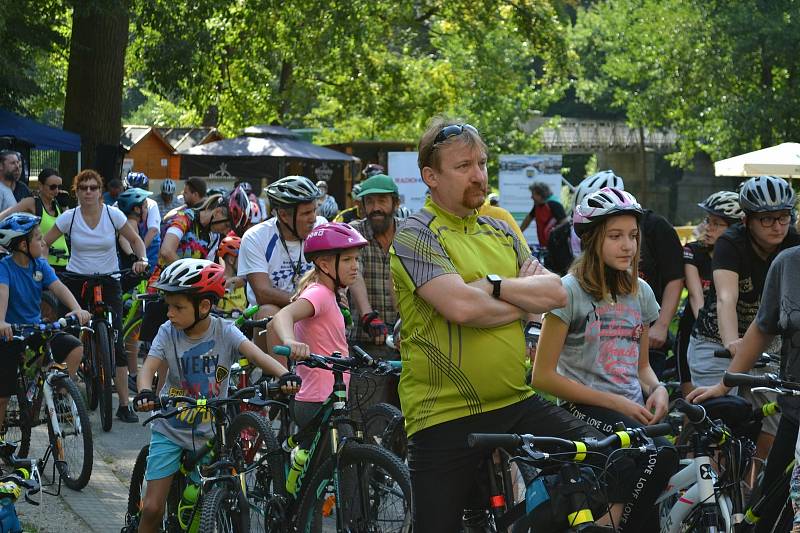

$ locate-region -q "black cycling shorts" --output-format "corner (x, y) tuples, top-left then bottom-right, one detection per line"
(0, 332), (82, 397)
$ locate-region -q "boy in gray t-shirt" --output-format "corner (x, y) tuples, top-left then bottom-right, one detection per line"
(131, 258), (300, 533)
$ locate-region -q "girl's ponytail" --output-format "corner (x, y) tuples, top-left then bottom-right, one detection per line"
(291, 268), (320, 301)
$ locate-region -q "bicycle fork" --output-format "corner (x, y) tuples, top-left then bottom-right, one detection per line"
(43, 373), (79, 440)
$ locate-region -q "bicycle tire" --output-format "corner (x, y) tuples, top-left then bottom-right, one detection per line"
(95, 320), (114, 432)
(1, 377), (32, 457)
(81, 332), (98, 411)
(124, 444), (183, 532)
(363, 402), (407, 461)
(227, 411), (286, 533)
(48, 375), (93, 490)
(199, 483), (251, 532)
(296, 442), (412, 533)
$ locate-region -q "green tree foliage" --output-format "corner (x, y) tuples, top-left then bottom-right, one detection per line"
(0, 0), (70, 120)
(573, 0), (800, 166)
(128, 0), (573, 159)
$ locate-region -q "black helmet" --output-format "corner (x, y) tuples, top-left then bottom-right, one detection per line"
(264, 176), (321, 209)
(698, 191), (743, 223)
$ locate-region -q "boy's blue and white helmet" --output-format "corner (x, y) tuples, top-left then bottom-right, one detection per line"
(116, 188), (153, 215)
(0, 213), (41, 248)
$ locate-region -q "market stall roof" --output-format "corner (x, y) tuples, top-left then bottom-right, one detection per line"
(178, 135), (359, 162)
(714, 142), (800, 177)
(0, 109), (81, 151)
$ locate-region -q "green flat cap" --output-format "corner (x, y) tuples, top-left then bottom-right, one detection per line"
(357, 174), (398, 197)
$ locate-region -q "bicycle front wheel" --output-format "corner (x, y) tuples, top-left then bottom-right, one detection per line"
(48, 375), (94, 490)
(80, 331), (98, 411)
(95, 320), (114, 432)
(363, 402), (407, 461)
(296, 442), (411, 533)
(227, 411), (286, 533)
(199, 484), (250, 532)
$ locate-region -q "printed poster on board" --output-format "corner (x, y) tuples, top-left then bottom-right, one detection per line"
(387, 152), (427, 213)
(498, 154), (563, 248)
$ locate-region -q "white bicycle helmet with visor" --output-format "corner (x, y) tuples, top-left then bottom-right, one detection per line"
(573, 187), (643, 237)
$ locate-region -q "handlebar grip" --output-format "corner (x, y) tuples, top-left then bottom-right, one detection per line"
(243, 305), (260, 319)
(467, 433), (522, 450)
(135, 293), (161, 302)
(387, 360), (403, 370)
(643, 423), (673, 438)
(723, 372), (773, 389)
(352, 345), (373, 365)
(714, 349), (732, 359)
(273, 345), (291, 357)
(673, 398), (706, 424)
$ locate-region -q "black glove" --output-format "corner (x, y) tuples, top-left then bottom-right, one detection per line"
(278, 372), (302, 390)
(360, 311), (387, 338)
(133, 389), (158, 411)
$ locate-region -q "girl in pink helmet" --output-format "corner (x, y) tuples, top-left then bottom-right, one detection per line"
(270, 222), (368, 428)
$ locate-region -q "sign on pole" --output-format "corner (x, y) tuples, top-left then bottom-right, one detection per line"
(498, 154), (563, 248)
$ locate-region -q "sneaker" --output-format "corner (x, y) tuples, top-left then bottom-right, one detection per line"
(128, 374), (138, 394)
(116, 405), (138, 423)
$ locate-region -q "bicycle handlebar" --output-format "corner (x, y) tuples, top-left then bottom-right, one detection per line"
(673, 398), (707, 424)
(7, 316), (80, 341)
(723, 371), (800, 392)
(714, 349), (777, 369)
(273, 344), (400, 375)
(467, 423), (672, 457)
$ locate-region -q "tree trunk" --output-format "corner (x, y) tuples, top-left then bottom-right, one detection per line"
(60, 0), (129, 189)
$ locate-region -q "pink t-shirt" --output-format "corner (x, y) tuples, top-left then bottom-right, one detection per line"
(293, 283), (350, 402)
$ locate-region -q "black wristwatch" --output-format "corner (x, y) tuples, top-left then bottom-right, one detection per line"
(486, 274), (502, 299)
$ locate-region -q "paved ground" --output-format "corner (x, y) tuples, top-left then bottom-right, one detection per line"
(17, 390), (149, 532)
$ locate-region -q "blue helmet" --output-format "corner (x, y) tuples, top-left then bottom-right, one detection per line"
(116, 188), (153, 215)
(126, 171), (150, 190)
(0, 213), (41, 248)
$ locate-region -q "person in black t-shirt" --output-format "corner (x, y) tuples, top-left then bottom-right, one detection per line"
(688, 176), (799, 501)
(676, 191), (743, 396)
(638, 209), (684, 378)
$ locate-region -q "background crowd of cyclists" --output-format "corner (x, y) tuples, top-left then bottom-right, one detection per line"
(0, 111), (799, 532)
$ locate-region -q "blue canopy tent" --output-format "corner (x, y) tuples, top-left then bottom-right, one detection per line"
(0, 109), (81, 151)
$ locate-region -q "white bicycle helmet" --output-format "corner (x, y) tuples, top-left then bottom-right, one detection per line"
(396, 205), (412, 220)
(698, 191), (744, 222)
(161, 179), (176, 195)
(152, 258), (225, 298)
(573, 187), (643, 237)
(572, 170), (625, 212)
(264, 176), (321, 209)
(739, 175), (795, 213)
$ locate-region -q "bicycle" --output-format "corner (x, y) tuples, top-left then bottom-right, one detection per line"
(468, 422), (673, 532)
(722, 371), (800, 533)
(0, 441), (44, 531)
(123, 381), (283, 533)
(0, 317), (93, 491)
(267, 345), (412, 533)
(60, 269), (129, 432)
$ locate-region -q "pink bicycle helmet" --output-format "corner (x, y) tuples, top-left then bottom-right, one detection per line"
(573, 187), (643, 237)
(303, 222), (367, 259)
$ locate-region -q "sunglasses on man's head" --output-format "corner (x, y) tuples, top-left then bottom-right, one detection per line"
(78, 184), (99, 192)
(433, 124), (479, 146)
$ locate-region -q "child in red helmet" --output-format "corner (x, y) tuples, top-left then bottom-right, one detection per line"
(132, 258), (300, 533)
(270, 222), (367, 428)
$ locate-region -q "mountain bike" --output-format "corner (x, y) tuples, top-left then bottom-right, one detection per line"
(0, 317), (93, 491)
(60, 270), (128, 432)
(267, 345), (412, 533)
(468, 423), (673, 532)
(123, 381), (283, 532)
(722, 371), (800, 533)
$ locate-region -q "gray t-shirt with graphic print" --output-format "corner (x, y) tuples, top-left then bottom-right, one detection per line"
(549, 274), (660, 405)
(148, 316), (247, 449)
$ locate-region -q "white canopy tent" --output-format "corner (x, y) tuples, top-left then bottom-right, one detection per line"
(714, 142), (800, 177)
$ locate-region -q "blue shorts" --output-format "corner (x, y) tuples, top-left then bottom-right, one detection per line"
(144, 431), (208, 482)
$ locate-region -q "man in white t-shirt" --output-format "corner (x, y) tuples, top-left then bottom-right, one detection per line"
(237, 176), (323, 351)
